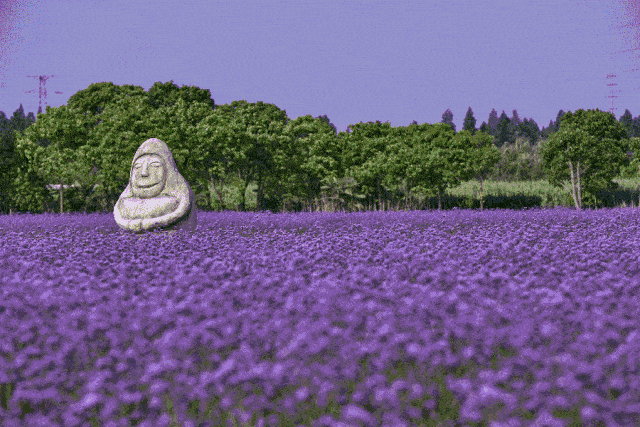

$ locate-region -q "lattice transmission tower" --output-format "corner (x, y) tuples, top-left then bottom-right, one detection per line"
(25, 75), (63, 113)
(607, 33), (640, 117)
(606, 73), (621, 115)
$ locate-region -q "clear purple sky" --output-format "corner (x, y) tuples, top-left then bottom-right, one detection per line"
(0, 0), (638, 133)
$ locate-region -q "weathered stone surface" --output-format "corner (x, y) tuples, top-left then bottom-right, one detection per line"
(114, 138), (196, 232)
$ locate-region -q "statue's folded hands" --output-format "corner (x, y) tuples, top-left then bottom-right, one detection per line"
(118, 196), (179, 220)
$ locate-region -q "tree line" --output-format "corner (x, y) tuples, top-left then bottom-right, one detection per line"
(1, 80), (639, 215)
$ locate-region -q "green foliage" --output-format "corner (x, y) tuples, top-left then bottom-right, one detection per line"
(81, 92), (157, 208)
(495, 110), (513, 148)
(490, 136), (545, 182)
(13, 78), (640, 215)
(540, 108), (630, 209)
(454, 130), (501, 181)
(341, 120), (396, 172)
(462, 107), (476, 134)
(518, 118), (541, 145)
(343, 122), (396, 191)
(487, 108), (499, 136)
(271, 114), (344, 211)
(145, 80), (215, 110)
(440, 109), (455, 132)
(67, 82), (147, 119)
(206, 100), (291, 211)
(620, 137), (640, 178)
(385, 123), (465, 209)
(320, 176), (366, 212)
(619, 109), (634, 139)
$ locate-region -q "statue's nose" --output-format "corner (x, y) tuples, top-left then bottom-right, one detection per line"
(141, 163), (149, 176)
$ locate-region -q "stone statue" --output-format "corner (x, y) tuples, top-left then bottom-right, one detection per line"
(114, 138), (196, 233)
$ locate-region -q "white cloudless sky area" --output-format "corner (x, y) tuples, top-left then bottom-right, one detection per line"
(0, 0), (638, 133)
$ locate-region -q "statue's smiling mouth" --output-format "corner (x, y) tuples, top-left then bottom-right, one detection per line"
(136, 182), (159, 188)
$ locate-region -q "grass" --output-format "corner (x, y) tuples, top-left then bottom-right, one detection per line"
(216, 176), (640, 212)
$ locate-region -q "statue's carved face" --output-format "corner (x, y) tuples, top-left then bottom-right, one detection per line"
(131, 154), (166, 198)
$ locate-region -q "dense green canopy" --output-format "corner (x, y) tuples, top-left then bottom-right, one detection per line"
(6, 83), (640, 213)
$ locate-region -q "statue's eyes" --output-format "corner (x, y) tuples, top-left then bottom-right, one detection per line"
(134, 161), (161, 169)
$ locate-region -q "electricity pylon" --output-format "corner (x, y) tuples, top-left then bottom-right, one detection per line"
(25, 75), (63, 114)
(606, 73), (621, 115)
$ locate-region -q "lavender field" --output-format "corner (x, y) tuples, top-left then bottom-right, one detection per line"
(1, 208), (639, 427)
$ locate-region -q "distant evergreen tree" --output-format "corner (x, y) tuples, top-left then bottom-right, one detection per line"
(633, 116), (640, 138)
(495, 110), (513, 148)
(479, 121), (489, 134)
(519, 118), (531, 143)
(520, 118), (541, 145)
(540, 119), (555, 139)
(26, 112), (36, 127)
(463, 107), (477, 134)
(510, 109), (523, 140)
(10, 104), (27, 135)
(553, 109), (566, 132)
(0, 111), (13, 174)
(487, 108), (499, 136)
(619, 109), (633, 139)
(511, 109), (522, 128)
(409, 120), (418, 126)
(441, 108), (456, 132)
(0, 106), (31, 214)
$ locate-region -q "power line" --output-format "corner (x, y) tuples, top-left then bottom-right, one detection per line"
(24, 75), (63, 113)
(612, 22), (636, 29)
(609, 47), (640, 56)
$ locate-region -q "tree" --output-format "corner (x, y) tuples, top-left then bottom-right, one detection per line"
(0, 111), (12, 173)
(269, 114), (344, 211)
(16, 102), (116, 213)
(63, 89), (157, 211)
(495, 110), (513, 148)
(386, 123), (466, 210)
(145, 80), (215, 110)
(0, 111), (14, 212)
(315, 114), (338, 136)
(633, 116), (640, 139)
(67, 82), (147, 118)
(9, 104), (28, 135)
(341, 120), (396, 174)
(540, 119), (555, 139)
(553, 109), (566, 132)
(341, 120), (397, 210)
(409, 119), (418, 126)
(519, 117), (541, 145)
(626, 137), (640, 205)
(441, 109), (456, 132)
(3, 105), (44, 213)
(487, 108), (499, 136)
(479, 121), (489, 135)
(145, 97), (216, 210)
(540, 108), (630, 210)
(509, 109), (523, 140)
(511, 109), (522, 129)
(192, 106), (244, 211)
(197, 100), (290, 211)
(619, 109), (634, 139)
(452, 130), (501, 210)
(463, 107), (477, 134)
(14, 81), (219, 214)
